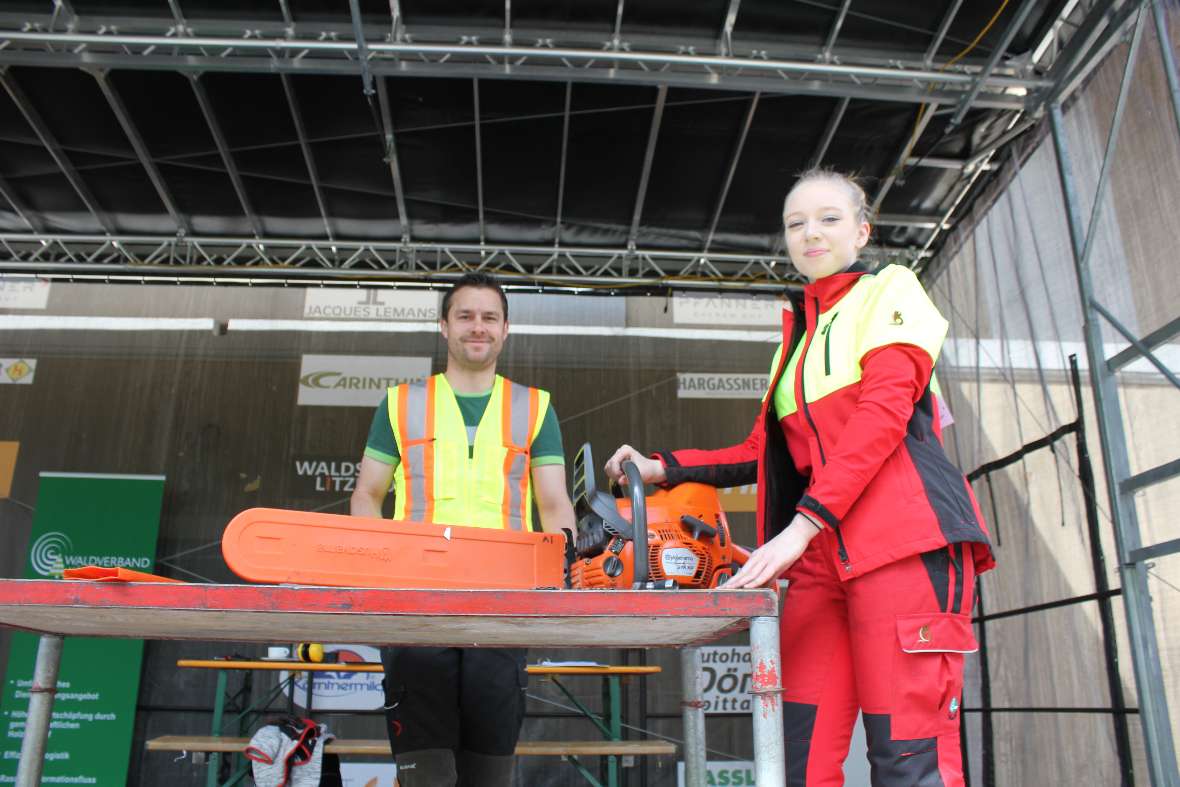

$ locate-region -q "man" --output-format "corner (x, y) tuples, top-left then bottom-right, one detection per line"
(351, 272), (575, 787)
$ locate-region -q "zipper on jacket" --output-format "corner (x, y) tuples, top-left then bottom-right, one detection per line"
(821, 312), (838, 376)
(833, 524), (850, 569)
(803, 298), (849, 570)
(799, 296), (827, 466)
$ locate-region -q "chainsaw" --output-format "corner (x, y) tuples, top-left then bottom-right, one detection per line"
(567, 443), (749, 590)
(220, 445), (747, 592)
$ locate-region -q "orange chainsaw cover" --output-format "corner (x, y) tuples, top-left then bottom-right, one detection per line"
(62, 567), (185, 583)
(222, 508), (566, 590)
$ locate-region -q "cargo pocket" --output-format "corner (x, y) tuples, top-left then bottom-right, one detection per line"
(891, 612), (977, 739)
(430, 438), (462, 501)
(479, 445), (529, 508)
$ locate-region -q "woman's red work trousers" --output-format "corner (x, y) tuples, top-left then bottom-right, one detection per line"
(780, 529), (977, 786)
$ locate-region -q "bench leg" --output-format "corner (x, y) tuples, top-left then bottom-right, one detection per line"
(680, 648), (706, 787)
(750, 615), (785, 785)
(566, 754), (606, 787)
(605, 675), (621, 787)
(207, 669), (228, 787)
(15, 634), (63, 787)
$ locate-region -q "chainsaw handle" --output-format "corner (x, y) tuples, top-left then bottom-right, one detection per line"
(622, 460), (649, 588)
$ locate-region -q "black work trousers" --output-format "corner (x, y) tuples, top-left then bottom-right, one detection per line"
(380, 646), (527, 758)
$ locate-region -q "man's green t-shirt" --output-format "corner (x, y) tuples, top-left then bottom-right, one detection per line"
(364, 388), (566, 469)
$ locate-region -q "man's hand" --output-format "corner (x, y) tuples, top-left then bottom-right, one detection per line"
(603, 444), (667, 486)
(724, 513), (821, 588)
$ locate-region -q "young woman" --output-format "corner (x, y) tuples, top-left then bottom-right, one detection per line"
(605, 169), (994, 786)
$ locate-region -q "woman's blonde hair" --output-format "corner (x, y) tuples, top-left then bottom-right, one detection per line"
(782, 168), (873, 227)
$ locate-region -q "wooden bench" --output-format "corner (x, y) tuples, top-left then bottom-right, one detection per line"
(171, 659), (669, 786)
(146, 734), (676, 758)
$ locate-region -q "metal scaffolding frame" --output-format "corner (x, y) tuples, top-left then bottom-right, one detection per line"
(1045, 1), (1180, 784)
(0, 232), (836, 291)
(0, 0), (1139, 290)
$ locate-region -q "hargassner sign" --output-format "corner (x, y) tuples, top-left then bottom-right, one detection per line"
(297, 355), (431, 407)
(677, 373), (767, 399)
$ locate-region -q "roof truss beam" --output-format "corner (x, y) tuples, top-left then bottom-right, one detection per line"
(821, 0), (853, 62)
(704, 92), (759, 253)
(629, 85), (667, 248)
(279, 73), (332, 241)
(718, 0), (741, 57)
(375, 77), (411, 243)
(0, 173), (41, 233)
(872, 103), (938, 213)
(947, 0), (1041, 129)
(925, 0), (965, 66)
(473, 78), (486, 247)
(187, 74), (263, 238)
(0, 232), (928, 291)
(92, 70), (188, 235)
(553, 81), (571, 247)
(0, 31), (1046, 110)
(0, 69), (112, 234)
(809, 96), (849, 169)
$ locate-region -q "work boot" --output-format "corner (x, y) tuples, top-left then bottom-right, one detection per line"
(395, 748), (457, 787)
(457, 750), (515, 787)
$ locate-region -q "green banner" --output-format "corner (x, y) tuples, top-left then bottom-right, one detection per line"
(1, 473), (165, 786)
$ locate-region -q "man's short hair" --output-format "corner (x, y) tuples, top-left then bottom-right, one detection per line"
(440, 273), (509, 321)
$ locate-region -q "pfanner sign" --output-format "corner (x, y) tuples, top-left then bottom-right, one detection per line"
(673, 293), (784, 326)
(297, 355), (431, 407)
(304, 289), (439, 321)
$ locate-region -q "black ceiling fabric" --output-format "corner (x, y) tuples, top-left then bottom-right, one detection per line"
(0, 0), (1088, 284)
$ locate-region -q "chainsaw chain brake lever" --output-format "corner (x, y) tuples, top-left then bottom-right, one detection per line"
(680, 514), (718, 541)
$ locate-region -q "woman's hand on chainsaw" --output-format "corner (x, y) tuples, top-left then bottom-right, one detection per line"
(604, 445), (667, 486)
(725, 513), (821, 588)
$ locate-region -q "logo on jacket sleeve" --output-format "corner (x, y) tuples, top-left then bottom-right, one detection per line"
(890, 311), (904, 325)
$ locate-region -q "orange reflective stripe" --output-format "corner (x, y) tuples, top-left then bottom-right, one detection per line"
(500, 378), (515, 446)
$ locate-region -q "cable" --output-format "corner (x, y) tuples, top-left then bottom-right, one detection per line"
(903, 0), (1013, 177)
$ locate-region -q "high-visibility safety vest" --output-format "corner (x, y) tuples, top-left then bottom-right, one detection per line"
(386, 373), (550, 531)
(769, 264), (948, 418)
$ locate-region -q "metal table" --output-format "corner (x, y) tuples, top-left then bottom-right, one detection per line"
(0, 580), (784, 786)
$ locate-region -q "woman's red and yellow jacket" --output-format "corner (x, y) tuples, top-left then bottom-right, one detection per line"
(655, 262), (994, 580)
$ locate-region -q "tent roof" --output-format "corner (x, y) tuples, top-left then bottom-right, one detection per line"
(0, 0), (1134, 290)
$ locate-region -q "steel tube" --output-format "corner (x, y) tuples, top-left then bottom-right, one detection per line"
(749, 615), (785, 785)
(14, 635), (64, 787)
(1050, 98), (1180, 787)
(0, 30), (1052, 87)
(679, 647), (706, 787)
